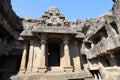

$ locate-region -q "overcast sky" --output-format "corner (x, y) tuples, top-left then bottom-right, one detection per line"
(11, 0), (113, 20)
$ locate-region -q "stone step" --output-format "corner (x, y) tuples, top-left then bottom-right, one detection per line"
(10, 71), (92, 80)
(34, 76), (67, 80)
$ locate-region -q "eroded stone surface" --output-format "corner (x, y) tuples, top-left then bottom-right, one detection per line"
(0, 0), (120, 80)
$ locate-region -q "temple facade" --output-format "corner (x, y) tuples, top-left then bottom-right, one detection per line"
(1, 0), (120, 80)
(17, 7), (91, 80)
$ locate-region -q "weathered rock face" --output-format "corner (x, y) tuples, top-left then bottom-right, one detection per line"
(79, 0), (120, 80)
(0, 0), (120, 80)
(112, 0), (120, 33)
(0, 0), (22, 56)
(113, 0), (120, 22)
(0, 0), (22, 80)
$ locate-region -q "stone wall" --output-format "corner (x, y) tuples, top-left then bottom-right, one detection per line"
(80, 0), (120, 80)
(0, 0), (22, 79)
(0, 0), (120, 80)
(0, 0), (22, 56)
(113, 0), (120, 32)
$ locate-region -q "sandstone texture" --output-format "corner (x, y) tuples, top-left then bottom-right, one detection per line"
(0, 0), (120, 80)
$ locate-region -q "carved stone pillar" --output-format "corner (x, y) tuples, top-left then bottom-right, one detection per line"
(73, 41), (81, 71)
(19, 42), (28, 73)
(32, 40), (40, 72)
(60, 43), (65, 67)
(37, 34), (47, 73)
(26, 40), (34, 73)
(63, 35), (73, 72)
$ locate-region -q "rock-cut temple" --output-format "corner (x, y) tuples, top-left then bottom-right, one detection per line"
(0, 0), (120, 80)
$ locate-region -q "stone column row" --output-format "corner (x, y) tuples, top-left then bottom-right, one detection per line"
(19, 35), (47, 74)
(19, 34), (74, 73)
(19, 40), (35, 73)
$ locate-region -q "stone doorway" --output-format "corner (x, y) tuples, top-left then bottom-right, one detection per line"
(47, 42), (60, 67)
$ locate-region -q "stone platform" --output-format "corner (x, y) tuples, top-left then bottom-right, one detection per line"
(10, 71), (92, 80)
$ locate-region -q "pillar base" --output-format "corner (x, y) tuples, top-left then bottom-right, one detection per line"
(63, 66), (73, 73)
(26, 67), (32, 73)
(37, 66), (47, 73)
(19, 69), (26, 74)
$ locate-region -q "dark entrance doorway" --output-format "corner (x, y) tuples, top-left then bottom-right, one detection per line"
(48, 42), (60, 67)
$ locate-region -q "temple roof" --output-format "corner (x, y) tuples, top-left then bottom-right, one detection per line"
(32, 27), (77, 34)
(20, 7), (85, 39)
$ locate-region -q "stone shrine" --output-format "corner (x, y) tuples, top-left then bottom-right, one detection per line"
(0, 0), (120, 80)
(16, 7), (91, 80)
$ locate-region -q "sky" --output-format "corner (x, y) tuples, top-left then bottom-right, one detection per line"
(11, 0), (113, 20)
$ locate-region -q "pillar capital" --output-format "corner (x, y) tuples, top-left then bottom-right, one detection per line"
(23, 41), (29, 49)
(40, 39), (46, 44)
(63, 35), (70, 45)
(30, 40), (34, 45)
(40, 34), (47, 44)
(63, 35), (69, 40)
(41, 34), (47, 39)
(63, 40), (69, 45)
